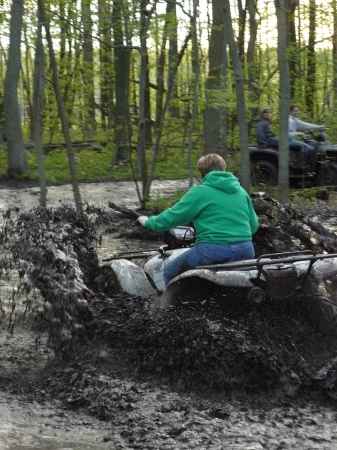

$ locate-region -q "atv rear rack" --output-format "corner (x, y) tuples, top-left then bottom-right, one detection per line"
(197, 250), (337, 272)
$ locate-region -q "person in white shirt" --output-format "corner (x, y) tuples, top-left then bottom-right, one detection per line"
(289, 105), (324, 155)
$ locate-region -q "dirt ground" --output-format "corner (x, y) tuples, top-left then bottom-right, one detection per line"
(2, 180), (337, 449)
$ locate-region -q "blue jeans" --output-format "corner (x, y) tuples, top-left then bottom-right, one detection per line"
(289, 139), (313, 154)
(163, 241), (255, 285)
(266, 137), (279, 148)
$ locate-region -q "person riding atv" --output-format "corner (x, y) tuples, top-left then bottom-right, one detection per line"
(137, 154), (259, 285)
(288, 105), (326, 167)
(252, 108), (336, 187)
(251, 129), (337, 187)
(255, 107), (279, 149)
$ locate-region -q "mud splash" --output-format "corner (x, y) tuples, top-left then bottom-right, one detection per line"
(1, 196), (337, 448)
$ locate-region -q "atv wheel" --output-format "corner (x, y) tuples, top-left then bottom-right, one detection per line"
(318, 162), (337, 186)
(298, 273), (319, 296)
(95, 265), (120, 296)
(251, 161), (278, 187)
(247, 287), (265, 305)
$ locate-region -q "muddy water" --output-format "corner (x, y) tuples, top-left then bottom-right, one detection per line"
(0, 395), (112, 449)
(0, 179), (193, 216)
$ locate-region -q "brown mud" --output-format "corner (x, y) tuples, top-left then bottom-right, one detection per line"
(1, 181), (337, 449)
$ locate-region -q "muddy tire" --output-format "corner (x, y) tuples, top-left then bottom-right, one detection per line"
(95, 265), (120, 296)
(301, 294), (337, 336)
(298, 273), (319, 296)
(251, 160), (278, 187)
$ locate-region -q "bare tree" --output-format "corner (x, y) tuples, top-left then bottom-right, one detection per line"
(275, 0), (291, 205)
(33, 2), (47, 206)
(187, 0), (200, 186)
(38, 0), (82, 211)
(167, 0), (180, 118)
(285, 0), (299, 99)
(223, 0), (250, 192)
(333, 0), (337, 102)
(82, 0), (96, 138)
(4, 0), (28, 177)
(137, 0), (153, 200)
(203, 0), (228, 156)
(305, 0), (316, 115)
(98, 0), (114, 131)
(111, 0), (131, 165)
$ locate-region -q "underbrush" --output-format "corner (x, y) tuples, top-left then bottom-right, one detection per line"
(0, 146), (203, 184)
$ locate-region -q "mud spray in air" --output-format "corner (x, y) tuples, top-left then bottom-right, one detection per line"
(1, 186), (337, 448)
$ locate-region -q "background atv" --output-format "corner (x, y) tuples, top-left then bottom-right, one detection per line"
(250, 130), (337, 187)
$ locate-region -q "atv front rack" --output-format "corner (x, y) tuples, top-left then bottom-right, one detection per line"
(102, 249), (159, 262)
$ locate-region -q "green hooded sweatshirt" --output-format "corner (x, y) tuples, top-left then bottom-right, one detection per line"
(145, 171), (259, 244)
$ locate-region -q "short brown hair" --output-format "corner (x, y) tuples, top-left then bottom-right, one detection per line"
(197, 153), (226, 178)
(260, 107), (270, 117)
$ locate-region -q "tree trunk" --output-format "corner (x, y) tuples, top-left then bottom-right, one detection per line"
(155, 16), (168, 132)
(203, 0), (228, 156)
(82, 0), (96, 139)
(38, 0), (82, 212)
(237, 0), (247, 60)
(333, 0), (337, 102)
(4, 0), (28, 177)
(98, 0), (114, 131)
(223, 0), (250, 193)
(275, 0), (291, 205)
(285, 0), (298, 99)
(167, 0), (180, 119)
(305, 0), (316, 115)
(111, 0), (131, 165)
(0, 91), (5, 146)
(23, 25), (33, 139)
(246, 0), (260, 119)
(187, 0), (200, 187)
(33, 4), (47, 207)
(137, 2), (152, 202)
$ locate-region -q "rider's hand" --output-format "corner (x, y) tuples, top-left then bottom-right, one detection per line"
(137, 215), (148, 227)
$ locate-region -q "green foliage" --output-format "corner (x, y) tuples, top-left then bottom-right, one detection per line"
(290, 187), (318, 204)
(0, 146), (203, 184)
(146, 188), (188, 211)
(0, 148), (6, 178)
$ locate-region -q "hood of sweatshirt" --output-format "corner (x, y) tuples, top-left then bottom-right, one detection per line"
(202, 171), (240, 194)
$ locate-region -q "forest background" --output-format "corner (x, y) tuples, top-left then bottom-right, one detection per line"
(0, 0), (336, 207)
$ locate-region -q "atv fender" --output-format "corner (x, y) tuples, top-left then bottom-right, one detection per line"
(143, 248), (190, 292)
(106, 259), (157, 298)
(311, 257), (337, 279)
(292, 258), (337, 280)
(166, 268), (257, 289)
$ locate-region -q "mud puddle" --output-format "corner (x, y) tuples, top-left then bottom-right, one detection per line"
(0, 394), (111, 449)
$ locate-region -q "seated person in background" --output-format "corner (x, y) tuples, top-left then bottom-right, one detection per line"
(137, 154), (259, 286)
(289, 105), (325, 155)
(255, 107), (279, 148)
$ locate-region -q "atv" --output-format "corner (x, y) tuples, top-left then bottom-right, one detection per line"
(250, 130), (337, 187)
(100, 226), (337, 329)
